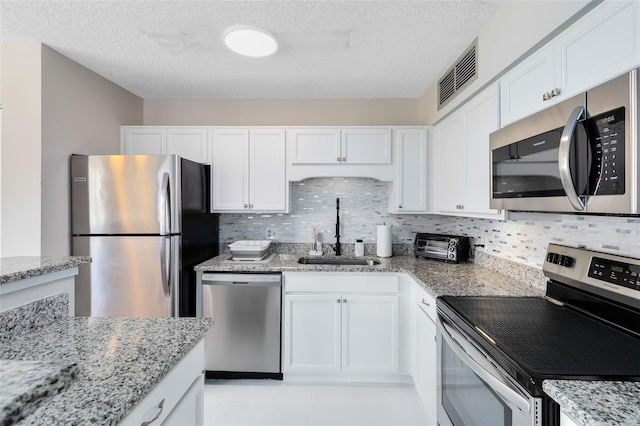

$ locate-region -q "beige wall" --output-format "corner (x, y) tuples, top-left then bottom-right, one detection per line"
(0, 42), (143, 256)
(41, 45), (143, 256)
(143, 98), (422, 126)
(420, 0), (591, 125)
(1, 43), (43, 256)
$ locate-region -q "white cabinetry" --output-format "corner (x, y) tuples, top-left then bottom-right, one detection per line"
(283, 273), (399, 377)
(412, 282), (437, 422)
(435, 86), (504, 219)
(286, 127), (394, 181)
(121, 126), (210, 163)
(121, 340), (205, 426)
(388, 128), (428, 213)
(501, 1), (640, 126)
(211, 128), (288, 213)
(0, 268), (79, 316)
(560, 410), (581, 426)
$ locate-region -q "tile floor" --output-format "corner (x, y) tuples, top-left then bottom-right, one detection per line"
(203, 380), (434, 426)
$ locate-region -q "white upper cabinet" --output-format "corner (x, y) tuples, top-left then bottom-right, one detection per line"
(121, 126), (210, 164)
(288, 128), (391, 165)
(389, 128), (428, 214)
(501, 0), (640, 126)
(341, 128), (392, 164)
(166, 127), (210, 163)
(211, 128), (288, 213)
(288, 128), (341, 164)
(436, 86), (504, 219)
(121, 127), (167, 154)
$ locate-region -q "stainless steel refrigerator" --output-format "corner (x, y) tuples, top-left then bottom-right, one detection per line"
(71, 154), (218, 317)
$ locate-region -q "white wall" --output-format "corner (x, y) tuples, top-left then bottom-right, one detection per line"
(0, 42), (143, 257)
(419, 0), (592, 125)
(0, 43), (42, 256)
(41, 45), (143, 256)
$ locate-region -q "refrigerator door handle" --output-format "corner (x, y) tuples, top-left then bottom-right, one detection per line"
(160, 237), (171, 298)
(160, 173), (171, 235)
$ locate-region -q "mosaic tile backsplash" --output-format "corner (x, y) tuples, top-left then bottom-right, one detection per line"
(219, 178), (640, 269)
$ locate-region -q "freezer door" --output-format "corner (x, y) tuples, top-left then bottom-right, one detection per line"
(71, 155), (181, 235)
(73, 235), (180, 317)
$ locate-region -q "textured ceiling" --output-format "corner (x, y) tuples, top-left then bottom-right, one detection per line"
(1, 1), (502, 100)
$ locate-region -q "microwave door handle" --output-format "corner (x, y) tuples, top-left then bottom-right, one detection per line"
(440, 320), (531, 415)
(558, 106), (586, 211)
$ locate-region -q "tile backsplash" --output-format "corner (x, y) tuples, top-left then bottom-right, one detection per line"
(219, 177), (640, 269)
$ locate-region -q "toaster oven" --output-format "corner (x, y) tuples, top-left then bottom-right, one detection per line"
(414, 233), (470, 263)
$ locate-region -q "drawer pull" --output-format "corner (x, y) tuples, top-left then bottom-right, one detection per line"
(421, 298), (431, 307)
(141, 398), (165, 426)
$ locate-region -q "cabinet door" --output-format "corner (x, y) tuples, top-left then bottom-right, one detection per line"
(341, 128), (392, 164)
(417, 306), (437, 422)
(167, 128), (209, 164)
(500, 46), (556, 126)
(250, 129), (287, 211)
(162, 375), (204, 426)
(121, 127), (167, 154)
(555, 0), (640, 102)
(211, 129), (249, 211)
(283, 294), (341, 372)
(341, 295), (398, 373)
(435, 114), (465, 213)
(287, 129), (341, 164)
(392, 129), (428, 213)
(463, 87), (501, 215)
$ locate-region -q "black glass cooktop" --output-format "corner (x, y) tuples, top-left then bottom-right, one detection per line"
(439, 296), (640, 380)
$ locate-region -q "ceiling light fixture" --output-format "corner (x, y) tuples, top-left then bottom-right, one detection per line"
(224, 25), (278, 57)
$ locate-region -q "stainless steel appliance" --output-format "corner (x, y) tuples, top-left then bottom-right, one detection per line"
(436, 244), (640, 426)
(199, 272), (282, 379)
(71, 154), (218, 317)
(414, 233), (470, 263)
(490, 70), (639, 214)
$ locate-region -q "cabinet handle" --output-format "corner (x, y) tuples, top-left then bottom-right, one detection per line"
(337, 157), (341, 162)
(398, 205), (403, 209)
(421, 298), (431, 307)
(341, 157), (347, 162)
(249, 204), (253, 209)
(141, 399), (165, 426)
(551, 88), (560, 97)
(542, 92), (551, 101)
(337, 299), (341, 303)
(343, 299), (347, 303)
(243, 204), (248, 208)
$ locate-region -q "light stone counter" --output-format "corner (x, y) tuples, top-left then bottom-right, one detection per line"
(543, 380), (640, 426)
(0, 294), (212, 425)
(0, 256), (91, 285)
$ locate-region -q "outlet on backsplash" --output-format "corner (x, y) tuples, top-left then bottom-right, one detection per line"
(266, 228), (275, 239)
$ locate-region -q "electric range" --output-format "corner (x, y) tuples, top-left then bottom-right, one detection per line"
(436, 243), (640, 426)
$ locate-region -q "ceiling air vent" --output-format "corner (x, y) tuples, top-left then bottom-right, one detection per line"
(438, 40), (477, 109)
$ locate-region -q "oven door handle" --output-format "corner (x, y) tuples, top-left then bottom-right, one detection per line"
(558, 105), (586, 211)
(440, 320), (531, 415)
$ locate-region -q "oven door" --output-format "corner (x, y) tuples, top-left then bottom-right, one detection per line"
(437, 311), (541, 426)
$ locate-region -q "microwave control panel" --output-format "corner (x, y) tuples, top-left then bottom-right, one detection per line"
(588, 106), (625, 196)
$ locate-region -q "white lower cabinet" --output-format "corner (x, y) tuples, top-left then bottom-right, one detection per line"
(414, 285), (437, 421)
(121, 340), (205, 426)
(283, 273), (399, 376)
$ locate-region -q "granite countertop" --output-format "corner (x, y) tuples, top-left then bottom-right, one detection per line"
(0, 256), (92, 285)
(0, 295), (213, 426)
(195, 252), (546, 298)
(196, 251), (640, 425)
(544, 380), (640, 425)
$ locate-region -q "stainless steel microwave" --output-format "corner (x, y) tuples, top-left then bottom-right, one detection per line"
(490, 70), (639, 214)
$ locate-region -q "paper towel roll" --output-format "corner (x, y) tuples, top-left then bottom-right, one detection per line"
(376, 225), (392, 257)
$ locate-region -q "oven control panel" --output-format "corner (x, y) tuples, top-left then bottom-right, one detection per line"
(546, 252), (575, 267)
(588, 256), (640, 291)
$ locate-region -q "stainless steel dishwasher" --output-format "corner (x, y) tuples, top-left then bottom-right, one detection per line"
(200, 272), (282, 379)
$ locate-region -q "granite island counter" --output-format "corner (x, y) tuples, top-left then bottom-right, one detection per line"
(0, 294), (212, 425)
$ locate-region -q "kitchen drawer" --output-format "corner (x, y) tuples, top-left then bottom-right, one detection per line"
(413, 283), (437, 323)
(284, 273), (399, 294)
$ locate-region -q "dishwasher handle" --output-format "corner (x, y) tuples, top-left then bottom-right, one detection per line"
(202, 273), (282, 287)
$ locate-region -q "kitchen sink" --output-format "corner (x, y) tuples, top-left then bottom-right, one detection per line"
(297, 257), (380, 266)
